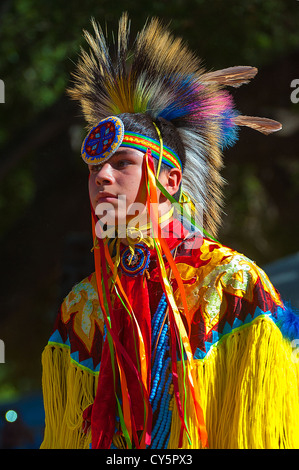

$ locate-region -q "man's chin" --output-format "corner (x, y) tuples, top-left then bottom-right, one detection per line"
(95, 214), (126, 238)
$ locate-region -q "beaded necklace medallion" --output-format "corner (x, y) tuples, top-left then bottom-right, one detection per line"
(119, 244), (151, 277)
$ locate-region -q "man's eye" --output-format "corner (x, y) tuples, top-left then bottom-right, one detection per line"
(90, 165), (101, 173)
(116, 160), (130, 168)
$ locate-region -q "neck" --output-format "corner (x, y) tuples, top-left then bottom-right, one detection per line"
(120, 205), (174, 246)
(95, 204), (174, 247)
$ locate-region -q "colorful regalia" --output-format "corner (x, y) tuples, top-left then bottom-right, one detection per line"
(40, 13), (299, 449)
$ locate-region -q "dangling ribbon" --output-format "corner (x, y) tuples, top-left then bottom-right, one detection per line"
(156, 180), (219, 243)
(91, 211), (153, 449)
(91, 217), (135, 448)
(152, 122), (164, 179)
(143, 148), (208, 449)
(103, 241), (153, 449)
(94, 208), (174, 282)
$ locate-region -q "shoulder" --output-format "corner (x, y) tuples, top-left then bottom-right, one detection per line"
(60, 272), (101, 323)
(199, 238), (281, 302)
(48, 272), (104, 373)
(179, 235), (274, 285)
(62, 272), (98, 304)
(199, 237), (259, 272)
(174, 237), (283, 317)
(203, 239), (299, 345)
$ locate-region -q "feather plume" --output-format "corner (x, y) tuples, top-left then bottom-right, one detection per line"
(68, 13), (282, 237)
(234, 115), (282, 134)
(202, 66), (258, 87)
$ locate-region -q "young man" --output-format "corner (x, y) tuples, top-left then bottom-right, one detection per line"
(40, 14), (299, 450)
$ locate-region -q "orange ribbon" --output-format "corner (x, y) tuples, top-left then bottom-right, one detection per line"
(144, 149), (208, 448)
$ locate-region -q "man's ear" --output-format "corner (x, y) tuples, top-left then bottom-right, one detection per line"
(159, 168), (182, 196)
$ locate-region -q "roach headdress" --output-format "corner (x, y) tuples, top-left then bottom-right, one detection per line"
(68, 12), (281, 237)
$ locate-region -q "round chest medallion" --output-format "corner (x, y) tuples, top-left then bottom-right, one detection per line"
(119, 244), (151, 277)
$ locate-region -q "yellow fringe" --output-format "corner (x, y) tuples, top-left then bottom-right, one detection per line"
(40, 344), (97, 449)
(41, 316), (299, 449)
(168, 316), (299, 449)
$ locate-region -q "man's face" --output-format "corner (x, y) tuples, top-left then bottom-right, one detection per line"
(88, 146), (182, 237)
(88, 147), (147, 228)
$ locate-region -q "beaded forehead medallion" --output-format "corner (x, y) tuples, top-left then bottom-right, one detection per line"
(81, 116), (182, 170)
(81, 116), (125, 165)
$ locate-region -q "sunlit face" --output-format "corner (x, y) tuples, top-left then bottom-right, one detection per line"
(88, 147), (147, 228)
(88, 146), (182, 236)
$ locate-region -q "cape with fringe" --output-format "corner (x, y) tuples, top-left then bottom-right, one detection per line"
(40, 218), (299, 449)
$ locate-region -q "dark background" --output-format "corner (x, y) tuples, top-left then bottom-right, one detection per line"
(0, 0), (298, 448)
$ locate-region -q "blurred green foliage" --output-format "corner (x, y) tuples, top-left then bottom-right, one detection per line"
(1, 0), (299, 122)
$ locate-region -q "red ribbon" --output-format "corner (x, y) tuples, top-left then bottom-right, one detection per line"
(90, 211), (153, 449)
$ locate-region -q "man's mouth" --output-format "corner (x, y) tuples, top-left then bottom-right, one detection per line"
(96, 192), (117, 202)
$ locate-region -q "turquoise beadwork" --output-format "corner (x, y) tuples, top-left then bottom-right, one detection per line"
(148, 294), (173, 449)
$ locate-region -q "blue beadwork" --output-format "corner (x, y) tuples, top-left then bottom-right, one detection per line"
(109, 293), (174, 449)
(148, 294), (173, 449)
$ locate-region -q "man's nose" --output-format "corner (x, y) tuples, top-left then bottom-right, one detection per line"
(95, 163), (114, 185)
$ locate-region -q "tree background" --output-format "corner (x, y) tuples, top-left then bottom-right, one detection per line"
(0, 0), (298, 431)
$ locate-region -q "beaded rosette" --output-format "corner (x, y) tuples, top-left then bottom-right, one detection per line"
(81, 116), (124, 165)
(119, 244), (151, 277)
